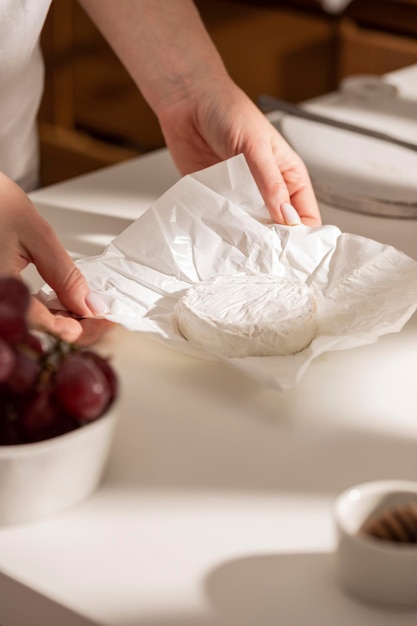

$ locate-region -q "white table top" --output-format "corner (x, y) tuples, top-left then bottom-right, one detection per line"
(1, 66), (417, 626)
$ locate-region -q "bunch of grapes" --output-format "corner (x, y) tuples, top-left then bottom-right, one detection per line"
(0, 276), (118, 445)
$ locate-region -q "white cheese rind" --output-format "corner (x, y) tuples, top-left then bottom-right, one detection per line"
(176, 273), (317, 357)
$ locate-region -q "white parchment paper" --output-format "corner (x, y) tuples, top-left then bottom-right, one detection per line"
(41, 154), (417, 391)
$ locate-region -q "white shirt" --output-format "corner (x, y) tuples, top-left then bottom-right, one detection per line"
(0, 0), (52, 191)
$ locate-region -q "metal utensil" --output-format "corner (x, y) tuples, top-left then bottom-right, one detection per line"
(258, 94), (417, 153)
(258, 94), (417, 218)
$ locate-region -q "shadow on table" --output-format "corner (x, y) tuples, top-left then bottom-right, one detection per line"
(106, 391), (417, 498)
(101, 552), (417, 626)
(204, 552), (417, 626)
(0, 570), (97, 626)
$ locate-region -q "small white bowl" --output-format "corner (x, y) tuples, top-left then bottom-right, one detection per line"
(0, 403), (118, 526)
(334, 480), (417, 607)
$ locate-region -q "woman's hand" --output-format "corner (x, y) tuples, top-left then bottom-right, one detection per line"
(158, 77), (321, 227)
(77, 0), (322, 227)
(0, 172), (111, 345)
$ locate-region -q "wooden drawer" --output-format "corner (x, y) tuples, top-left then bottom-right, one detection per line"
(345, 0), (417, 38)
(194, 0), (338, 104)
(338, 18), (417, 78)
(40, 0), (417, 185)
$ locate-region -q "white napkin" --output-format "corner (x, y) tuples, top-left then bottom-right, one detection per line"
(40, 154), (417, 391)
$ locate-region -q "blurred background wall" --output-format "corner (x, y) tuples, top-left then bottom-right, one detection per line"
(38, 0), (417, 185)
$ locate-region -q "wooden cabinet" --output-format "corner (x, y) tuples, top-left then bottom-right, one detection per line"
(345, 0), (417, 38)
(39, 0), (144, 186)
(194, 1), (338, 104)
(38, 0), (339, 184)
(338, 18), (417, 79)
(38, 0), (417, 185)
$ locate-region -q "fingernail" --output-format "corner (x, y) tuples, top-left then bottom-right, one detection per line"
(85, 291), (109, 315)
(281, 202), (301, 225)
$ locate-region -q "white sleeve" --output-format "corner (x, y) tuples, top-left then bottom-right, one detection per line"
(0, 0), (52, 190)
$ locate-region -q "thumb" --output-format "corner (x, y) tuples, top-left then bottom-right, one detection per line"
(27, 218), (108, 317)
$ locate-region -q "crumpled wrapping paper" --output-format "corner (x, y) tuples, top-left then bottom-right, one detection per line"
(41, 154), (417, 391)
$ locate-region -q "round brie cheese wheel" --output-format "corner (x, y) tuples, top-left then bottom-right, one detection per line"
(176, 273), (317, 358)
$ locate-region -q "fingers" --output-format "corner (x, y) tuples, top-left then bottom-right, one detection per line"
(28, 298), (115, 346)
(25, 222), (111, 343)
(291, 188), (322, 227)
(0, 173), (100, 318)
(252, 157), (321, 227)
(19, 207), (109, 320)
(0, 172), (111, 346)
(28, 297), (85, 344)
(244, 138), (321, 227)
(75, 318), (116, 347)
(285, 158), (322, 227)
(222, 90), (321, 226)
(23, 217), (98, 317)
(217, 90), (322, 227)
(245, 149), (290, 224)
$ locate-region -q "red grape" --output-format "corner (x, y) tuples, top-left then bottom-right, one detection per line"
(82, 350), (118, 401)
(54, 352), (111, 422)
(7, 349), (41, 394)
(0, 338), (16, 382)
(20, 389), (77, 443)
(0, 303), (27, 345)
(0, 276), (118, 446)
(25, 332), (45, 356)
(0, 276), (30, 316)
(0, 414), (22, 445)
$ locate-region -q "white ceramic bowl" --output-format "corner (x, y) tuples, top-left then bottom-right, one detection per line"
(334, 479), (417, 607)
(0, 403), (118, 526)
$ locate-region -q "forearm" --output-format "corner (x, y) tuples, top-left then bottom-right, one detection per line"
(77, 0), (322, 226)
(77, 0), (228, 115)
